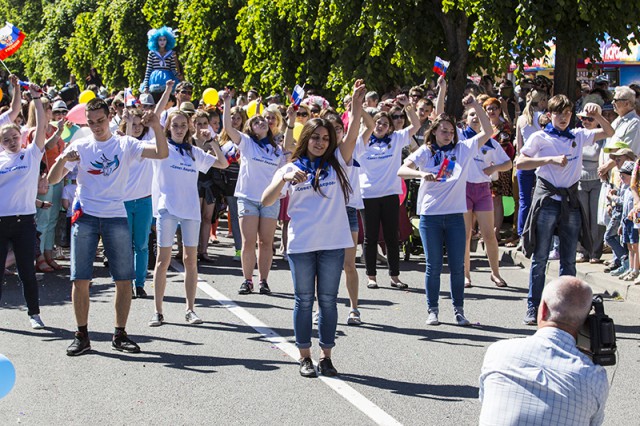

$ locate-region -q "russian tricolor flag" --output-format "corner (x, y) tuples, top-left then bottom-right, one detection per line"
(0, 22), (25, 60)
(290, 84), (305, 106)
(124, 88), (137, 107)
(433, 56), (450, 77)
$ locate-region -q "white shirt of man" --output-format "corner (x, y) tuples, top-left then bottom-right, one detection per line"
(274, 149), (353, 254)
(520, 128), (597, 192)
(355, 127), (411, 199)
(63, 134), (145, 218)
(610, 110), (640, 154)
(0, 142), (44, 216)
(479, 327), (609, 426)
(152, 144), (216, 221)
(234, 133), (286, 202)
(406, 136), (479, 215)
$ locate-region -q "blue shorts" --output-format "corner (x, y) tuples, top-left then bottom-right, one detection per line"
(622, 219), (639, 244)
(71, 214), (134, 281)
(237, 197), (280, 219)
(346, 207), (359, 233)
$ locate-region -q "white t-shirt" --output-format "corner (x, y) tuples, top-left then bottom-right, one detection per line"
(0, 112), (14, 154)
(152, 143), (216, 220)
(63, 134), (145, 218)
(407, 136), (480, 215)
(468, 139), (511, 184)
(123, 132), (155, 202)
(235, 133), (286, 201)
(355, 127), (411, 199)
(520, 128), (597, 191)
(274, 149), (353, 254)
(0, 142), (44, 216)
(62, 183), (77, 218)
(347, 135), (365, 209)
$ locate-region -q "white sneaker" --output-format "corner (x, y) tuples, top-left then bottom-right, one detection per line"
(29, 314), (45, 329)
(454, 308), (471, 326)
(185, 310), (203, 324)
(426, 309), (439, 326)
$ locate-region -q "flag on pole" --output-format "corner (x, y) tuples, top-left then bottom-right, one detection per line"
(290, 84), (305, 106)
(0, 22), (26, 60)
(124, 88), (137, 107)
(433, 56), (450, 77)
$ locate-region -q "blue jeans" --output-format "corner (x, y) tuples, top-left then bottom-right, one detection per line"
(418, 214), (466, 310)
(226, 196), (242, 250)
(516, 169), (536, 237)
(605, 216), (627, 263)
(528, 200), (581, 309)
(288, 249), (345, 349)
(125, 196), (153, 287)
(71, 214), (134, 281)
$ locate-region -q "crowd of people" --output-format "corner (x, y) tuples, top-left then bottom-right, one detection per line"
(0, 39), (633, 393)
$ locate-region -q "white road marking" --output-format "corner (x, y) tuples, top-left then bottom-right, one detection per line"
(170, 259), (402, 426)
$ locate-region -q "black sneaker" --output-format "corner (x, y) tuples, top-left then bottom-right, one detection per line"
(259, 280), (271, 295)
(299, 357), (317, 378)
(318, 357), (338, 377)
(136, 286), (147, 298)
(131, 285), (137, 299)
(112, 331), (141, 353)
(238, 280), (254, 295)
(66, 332), (91, 356)
(523, 307), (538, 325)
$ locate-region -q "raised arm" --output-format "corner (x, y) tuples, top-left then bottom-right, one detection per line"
(141, 111), (169, 159)
(6, 75), (22, 123)
(30, 84), (47, 151)
(154, 80), (174, 117)
(44, 119), (65, 150)
(584, 103), (614, 141)
(465, 95), (492, 147)
(222, 89), (242, 144)
(360, 104), (375, 141)
(339, 79), (366, 163)
(283, 104), (296, 152)
(434, 75), (446, 118)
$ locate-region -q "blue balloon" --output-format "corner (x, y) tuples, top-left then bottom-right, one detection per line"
(0, 354), (16, 399)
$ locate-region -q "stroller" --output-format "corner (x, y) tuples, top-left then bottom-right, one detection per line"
(400, 178), (423, 261)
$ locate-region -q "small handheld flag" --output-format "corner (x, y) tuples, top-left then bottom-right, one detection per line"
(290, 85), (305, 106)
(124, 88), (137, 107)
(0, 22), (25, 61)
(435, 157), (455, 181)
(433, 56), (450, 77)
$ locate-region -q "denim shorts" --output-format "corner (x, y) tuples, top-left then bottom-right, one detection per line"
(237, 197), (280, 219)
(346, 207), (359, 233)
(156, 209), (201, 248)
(622, 219), (639, 244)
(466, 182), (493, 212)
(71, 214), (134, 281)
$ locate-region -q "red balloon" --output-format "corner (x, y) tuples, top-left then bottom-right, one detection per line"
(399, 179), (407, 205)
(66, 103), (87, 125)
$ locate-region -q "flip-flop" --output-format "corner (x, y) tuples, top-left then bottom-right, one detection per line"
(491, 276), (508, 287)
(390, 281), (408, 289)
(47, 260), (63, 270)
(36, 259), (54, 273)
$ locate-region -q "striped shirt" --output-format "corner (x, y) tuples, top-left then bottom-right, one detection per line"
(479, 327), (609, 426)
(142, 50), (178, 91)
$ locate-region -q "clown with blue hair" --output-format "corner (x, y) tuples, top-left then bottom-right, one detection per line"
(140, 26), (182, 94)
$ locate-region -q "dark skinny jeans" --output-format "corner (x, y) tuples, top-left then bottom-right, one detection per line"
(362, 195), (400, 277)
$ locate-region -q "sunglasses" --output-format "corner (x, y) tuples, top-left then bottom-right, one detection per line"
(114, 103), (124, 108)
(485, 106), (499, 112)
(579, 116), (594, 122)
(410, 94), (423, 98)
(180, 90), (193, 95)
(297, 112), (309, 117)
(391, 114), (405, 120)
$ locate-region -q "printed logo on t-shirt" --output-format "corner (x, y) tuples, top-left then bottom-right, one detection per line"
(365, 144), (393, 161)
(251, 155), (279, 168)
(88, 154), (120, 176)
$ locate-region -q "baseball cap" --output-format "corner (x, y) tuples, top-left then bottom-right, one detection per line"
(609, 148), (636, 159)
(139, 93), (155, 106)
(179, 101), (196, 115)
(52, 100), (68, 112)
(603, 140), (630, 153)
(620, 161), (635, 175)
(595, 75), (610, 84)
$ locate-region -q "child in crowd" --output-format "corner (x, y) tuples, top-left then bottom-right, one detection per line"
(616, 161), (638, 281)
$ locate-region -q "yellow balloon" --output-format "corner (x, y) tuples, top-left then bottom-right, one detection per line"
(202, 88), (219, 106)
(246, 100), (263, 118)
(0, 87), (3, 102)
(78, 90), (96, 104)
(293, 122), (304, 141)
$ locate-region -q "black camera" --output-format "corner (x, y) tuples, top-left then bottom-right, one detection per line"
(577, 295), (617, 366)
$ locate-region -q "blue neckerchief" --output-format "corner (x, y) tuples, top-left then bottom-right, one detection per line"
(169, 139), (192, 157)
(253, 136), (272, 151)
(431, 142), (455, 166)
(544, 123), (575, 140)
(463, 126), (494, 148)
(369, 134), (391, 147)
(353, 159), (360, 167)
(293, 156), (329, 186)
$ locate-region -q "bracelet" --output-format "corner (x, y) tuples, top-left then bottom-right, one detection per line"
(32, 96), (41, 100)
(37, 200), (42, 208)
(287, 125), (294, 129)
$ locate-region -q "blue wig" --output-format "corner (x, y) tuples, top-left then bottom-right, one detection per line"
(147, 26), (177, 52)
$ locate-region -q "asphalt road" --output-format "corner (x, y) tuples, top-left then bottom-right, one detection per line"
(0, 231), (637, 425)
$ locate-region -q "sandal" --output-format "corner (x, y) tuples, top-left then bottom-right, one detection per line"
(464, 278), (472, 288)
(491, 276), (508, 288)
(367, 280), (379, 289)
(347, 309), (362, 325)
(36, 259), (54, 273)
(390, 281), (408, 289)
(197, 253), (214, 263)
(47, 259), (63, 270)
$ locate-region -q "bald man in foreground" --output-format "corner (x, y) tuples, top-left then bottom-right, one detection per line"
(479, 276), (609, 425)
